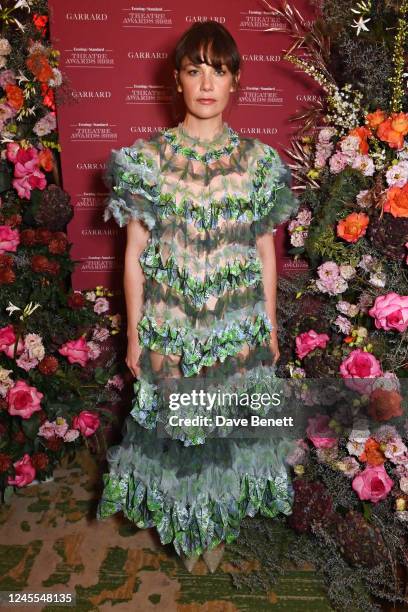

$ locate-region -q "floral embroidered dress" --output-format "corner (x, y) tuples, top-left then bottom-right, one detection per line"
(96, 122), (300, 557)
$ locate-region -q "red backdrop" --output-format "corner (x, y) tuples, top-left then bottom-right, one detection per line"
(48, 0), (317, 292)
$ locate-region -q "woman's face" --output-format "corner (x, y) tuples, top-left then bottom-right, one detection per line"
(174, 54), (239, 120)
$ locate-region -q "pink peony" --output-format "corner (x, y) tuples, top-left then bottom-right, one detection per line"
(295, 329), (330, 359)
(0, 225), (20, 253)
(7, 453), (36, 487)
(58, 337), (90, 366)
(7, 379), (43, 419)
(368, 292), (408, 333)
(340, 349), (383, 395)
(72, 411), (100, 437)
(306, 414), (338, 448)
(352, 464), (394, 503)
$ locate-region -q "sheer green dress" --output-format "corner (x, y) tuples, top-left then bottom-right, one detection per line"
(96, 122), (300, 558)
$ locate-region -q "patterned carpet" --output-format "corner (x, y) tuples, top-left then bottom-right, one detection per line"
(0, 449), (334, 611)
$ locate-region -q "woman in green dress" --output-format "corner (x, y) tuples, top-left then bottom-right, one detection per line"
(97, 20), (300, 573)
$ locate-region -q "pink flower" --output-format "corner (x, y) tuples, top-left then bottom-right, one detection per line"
(54, 417), (69, 438)
(352, 464), (394, 503)
(7, 453), (36, 488)
(0, 325), (25, 359)
(340, 349), (383, 395)
(12, 169), (46, 199)
(16, 351), (39, 371)
(38, 420), (57, 439)
(93, 297), (109, 314)
(368, 292), (408, 333)
(336, 456), (360, 478)
(329, 151), (349, 173)
(7, 379), (43, 419)
(63, 429), (80, 442)
(107, 374), (124, 390)
(295, 329), (330, 359)
(72, 410), (100, 437)
(306, 414), (338, 448)
(87, 341), (101, 360)
(6, 141), (19, 162)
(58, 337), (90, 366)
(0, 225), (20, 253)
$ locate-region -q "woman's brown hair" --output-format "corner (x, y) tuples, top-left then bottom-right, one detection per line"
(173, 20), (241, 88)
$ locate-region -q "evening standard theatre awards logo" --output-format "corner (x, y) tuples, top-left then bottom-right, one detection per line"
(64, 48), (114, 68)
(239, 8), (284, 31)
(125, 85), (172, 105)
(238, 86), (284, 107)
(70, 123), (118, 142)
(122, 6), (173, 28)
(80, 256), (119, 273)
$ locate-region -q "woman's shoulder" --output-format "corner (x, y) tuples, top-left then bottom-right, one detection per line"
(238, 133), (282, 163)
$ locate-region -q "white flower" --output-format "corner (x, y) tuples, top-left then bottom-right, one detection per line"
(339, 135), (360, 155)
(385, 161), (408, 187)
(339, 264), (356, 280)
(369, 271), (386, 287)
(0, 39), (12, 56)
(351, 15), (371, 35)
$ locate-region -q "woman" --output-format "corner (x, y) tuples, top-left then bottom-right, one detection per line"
(97, 20), (300, 573)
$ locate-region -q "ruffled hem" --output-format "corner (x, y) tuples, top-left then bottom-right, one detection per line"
(96, 420), (294, 556)
(138, 313), (272, 377)
(97, 470), (293, 557)
(140, 242), (262, 308)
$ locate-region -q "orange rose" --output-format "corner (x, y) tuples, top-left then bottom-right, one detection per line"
(377, 112), (408, 149)
(26, 52), (53, 83)
(367, 388), (403, 421)
(38, 148), (53, 172)
(349, 126), (372, 154)
(366, 109), (387, 129)
(359, 437), (386, 466)
(390, 112), (408, 135)
(337, 212), (370, 243)
(384, 183), (408, 218)
(5, 84), (24, 111)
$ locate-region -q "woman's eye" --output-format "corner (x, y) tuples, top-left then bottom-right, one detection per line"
(188, 70), (198, 75)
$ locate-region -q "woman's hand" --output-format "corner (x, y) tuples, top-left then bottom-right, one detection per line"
(269, 328), (280, 366)
(126, 334), (142, 378)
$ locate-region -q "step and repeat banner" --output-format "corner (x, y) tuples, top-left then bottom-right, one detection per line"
(48, 0), (317, 292)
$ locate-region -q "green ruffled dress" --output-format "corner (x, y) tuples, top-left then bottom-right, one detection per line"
(96, 121), (300, 557)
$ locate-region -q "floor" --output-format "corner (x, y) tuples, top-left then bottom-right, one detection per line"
(0, 449), (334, 611)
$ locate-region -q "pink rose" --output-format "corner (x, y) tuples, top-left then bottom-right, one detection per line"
(295, 329), (330, 359)
(58, 337), (90, 366)
(38, 420), (57, 439)
(72, 410), (100, 437)
(306, 414), (338, 448)
(340, 348), (383, 394)
(7, 379), (43, 419)
(352, 464), (393, 503)
(368, 292), (408, 333)
(0, 225), (20, 253)
(7, 453), (36, 487)
(0, 324), (24, 359)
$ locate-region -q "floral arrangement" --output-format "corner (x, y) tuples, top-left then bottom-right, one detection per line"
(0, 1), (128, 499)
(229, 0), (408, 608)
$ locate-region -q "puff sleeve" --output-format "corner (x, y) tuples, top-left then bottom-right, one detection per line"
(103, 139), (160, 230)
(250, 142), (300, 236)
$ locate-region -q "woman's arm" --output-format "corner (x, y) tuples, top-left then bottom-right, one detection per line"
(124, 218), (150, 377)
(256, 231), (280, 365)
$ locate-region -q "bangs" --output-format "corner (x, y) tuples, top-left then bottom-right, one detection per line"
(174, 21), (241, 75)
